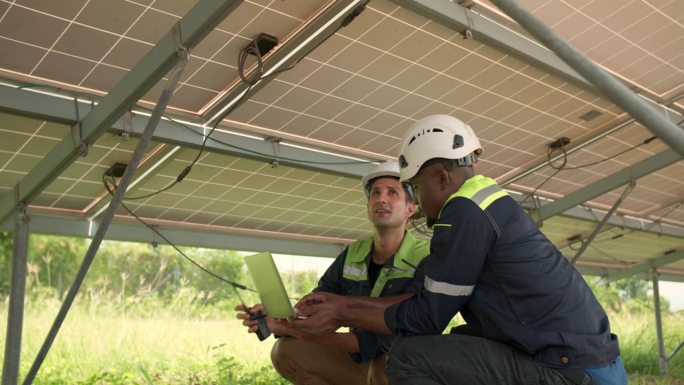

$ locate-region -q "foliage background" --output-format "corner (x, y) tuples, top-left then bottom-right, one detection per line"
(0, 233), (682, 384)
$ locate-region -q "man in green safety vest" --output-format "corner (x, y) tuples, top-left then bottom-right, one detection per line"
(236, 160), (429, 385)
(290, 115), (627, 385)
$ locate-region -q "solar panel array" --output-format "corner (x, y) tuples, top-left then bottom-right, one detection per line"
(0, 0), (682, 277)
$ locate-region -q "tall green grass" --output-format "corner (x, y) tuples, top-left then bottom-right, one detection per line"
(2, 289), (284, 384)
(1, 291), (683, 384)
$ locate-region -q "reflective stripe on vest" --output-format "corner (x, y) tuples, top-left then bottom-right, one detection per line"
(437, 175), (508, 221)
(426, 175), (507, 296)
(343, 232), (430, 297)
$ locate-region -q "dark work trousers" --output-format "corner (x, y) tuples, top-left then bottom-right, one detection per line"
(388, 334), (584, 385)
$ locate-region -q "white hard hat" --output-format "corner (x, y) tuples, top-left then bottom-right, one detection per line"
(362, 160), (414, 200)
(398, 114), (482, 181)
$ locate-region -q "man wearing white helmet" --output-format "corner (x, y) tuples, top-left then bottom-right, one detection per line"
(236, 160), (429, 385)
(291, 115), (627, 385)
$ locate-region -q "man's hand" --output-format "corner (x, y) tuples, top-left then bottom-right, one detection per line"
(235, 303), (298, 337)
(289, 292), (346, 336)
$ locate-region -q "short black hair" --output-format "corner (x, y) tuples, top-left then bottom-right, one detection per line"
(418, 158), (462, 173)
(366, 176), (414, 204)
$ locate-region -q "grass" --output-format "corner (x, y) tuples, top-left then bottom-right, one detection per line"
(3, 292), (284, 385)
(1, 293), (683, 384)
(610, 311), (684, 384)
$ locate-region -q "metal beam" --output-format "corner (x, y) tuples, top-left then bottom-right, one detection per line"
(575, 264), (684, 283)
(511, 192), (684, 239)
(202, 0), (368, 126)
(1, 213), (682, 281)
(652, 271), (668, 374)
(2, 203), (29, 385)
(2, 213), (344, 258)
(85, 144), (181, 219)
(536, 149), (681, 221)
(391, 0), (684, 117)
(0, 84), (376, 178)
(0, 0), (243, 224)
(390, 0), (589, 89)
(489, 0), (684, 157)
(604, 250), (684, 283)
(3, 84), (684, 238)
(22, 48), (190, 385)
(570, 180), (635, 264)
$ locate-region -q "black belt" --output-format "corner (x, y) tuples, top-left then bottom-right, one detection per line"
(555, 368), (597, 385)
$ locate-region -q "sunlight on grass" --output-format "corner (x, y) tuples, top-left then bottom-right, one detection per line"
(2, 295), (280, 384)
(2, 294), (683, 384)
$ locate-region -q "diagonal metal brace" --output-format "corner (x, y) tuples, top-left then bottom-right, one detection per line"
(571, 178), (636, 264)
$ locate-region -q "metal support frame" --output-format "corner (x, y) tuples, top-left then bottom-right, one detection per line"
(604, 250), (684, 283)
(21, 26), (193, 385)
(652, 270), (668, 374)
(0, 84), (377, 178)
(0, 0), (243, 224)
(3, 213), (346, 258)
(488, 0), (684, 157)
(391, 0), (684, 114)
(2, 83), (684, 246)
(1, 202), (29, 385)
(570, 180), (635, 264)
(86, 144), (181, 220)
(202, 0), (368, 126)
(535, 149), (681, 222)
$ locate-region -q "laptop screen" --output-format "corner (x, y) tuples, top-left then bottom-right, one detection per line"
(244, 252), (294, 319)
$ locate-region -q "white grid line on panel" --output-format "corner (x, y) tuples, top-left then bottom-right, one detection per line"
(248, 3), (402, 133)
(171, 5), (267, 97)
(50, 144), (128, 208)
(29, 0), (91, 74)
(565, 0), (683, 74)
(0, 122), (48, 173)
(77, 2), (153, 87)
(0, 35), (228, 97)
(642, 0), (684, 29)
(0, 0), (12, 23)
(246, 174), (364, 230)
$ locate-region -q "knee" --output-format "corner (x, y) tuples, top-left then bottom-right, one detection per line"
(270, 337), (294, 372)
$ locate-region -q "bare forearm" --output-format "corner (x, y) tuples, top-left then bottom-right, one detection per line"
(338, 293), (413, 334)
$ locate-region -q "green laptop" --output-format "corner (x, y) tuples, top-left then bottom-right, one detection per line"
(244, 252), (295, 319)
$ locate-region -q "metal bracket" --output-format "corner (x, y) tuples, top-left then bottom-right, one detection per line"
(265, 137), (281, 168)
(531, 195), (543, 228)
(171, 21), (190, 60)
(71, 97), (89, 157)
(457, 0), (475, 39)
(14, 187), (29, 225)
(122, 110), (133, 141)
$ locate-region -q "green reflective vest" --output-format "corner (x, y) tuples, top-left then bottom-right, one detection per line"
(342, 231), (429, 297)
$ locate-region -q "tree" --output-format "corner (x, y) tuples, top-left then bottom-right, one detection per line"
(587, 275), (671, 314)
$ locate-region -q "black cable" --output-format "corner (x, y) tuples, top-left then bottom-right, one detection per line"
(519, 168), (562, 206)
(520, 145), (567, 206)
(559, 136), (657, 170)
(103, 173), (254, 292)
(238, 41), (264, 85)
(520, 134), (656, 206)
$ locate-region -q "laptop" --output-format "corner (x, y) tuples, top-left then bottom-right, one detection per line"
(244, 252), (295, 319)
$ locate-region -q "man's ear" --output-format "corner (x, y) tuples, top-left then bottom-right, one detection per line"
(437, 168), (450, 192)
(405, 200), (416, 218)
